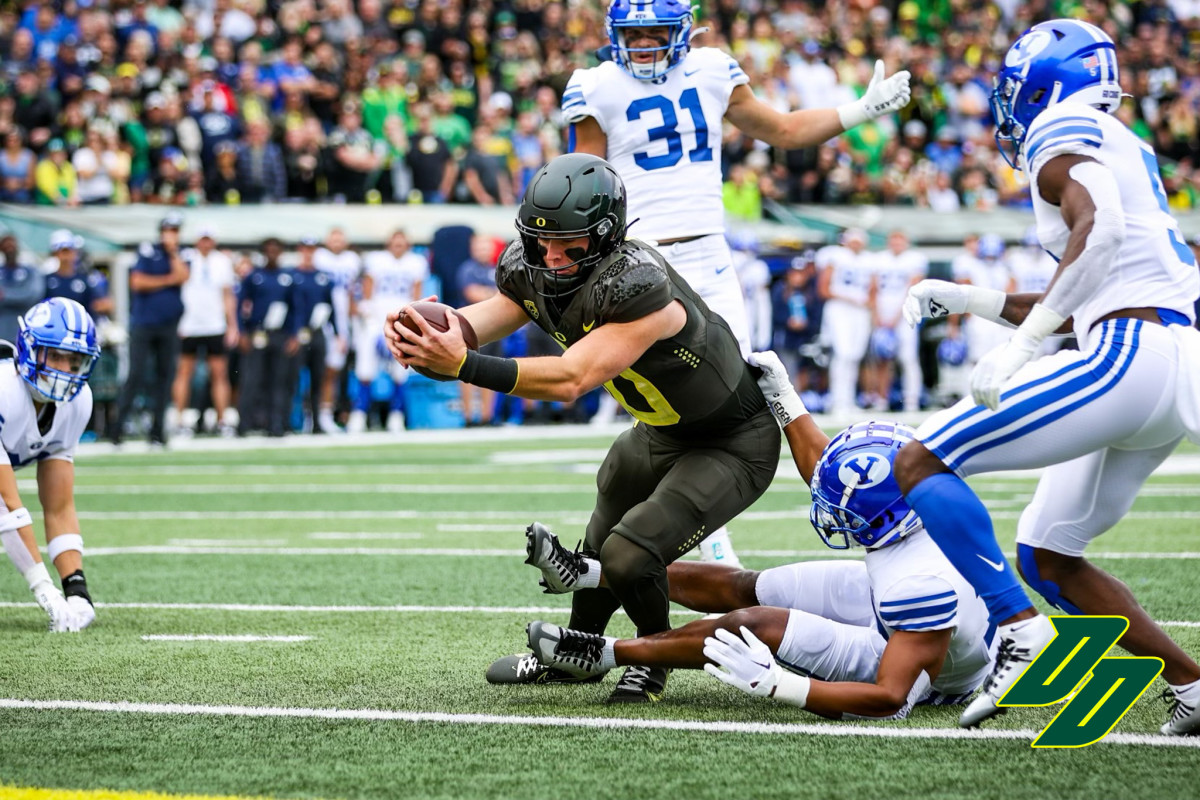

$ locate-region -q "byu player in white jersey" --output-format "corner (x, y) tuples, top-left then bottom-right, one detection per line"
(522, 353), (994, 719)
(900, 19), (1200, 733)
(564, 0), (908, 566)
(871, 230), (927, 412)
(1008, 227), (1066, 356)
(0, 299), (100, 632)
(313, 227), (363, 433)
(817, 229), (876, 418)
(348, 230), (427, 433)
(953, 233), (1015, 367)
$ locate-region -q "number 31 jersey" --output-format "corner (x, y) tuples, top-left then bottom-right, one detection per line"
(1025, 101), (1199, 341)
(563, 48), (748, 243)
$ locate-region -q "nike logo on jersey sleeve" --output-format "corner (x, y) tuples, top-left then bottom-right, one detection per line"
(977, 554), (1006, 571)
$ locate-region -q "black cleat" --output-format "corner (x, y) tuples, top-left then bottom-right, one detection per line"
(606, 665), (669, 704)
(526, 621), (609, 679)
(485, 653), (605, 685)
(525, 522), (590, 594)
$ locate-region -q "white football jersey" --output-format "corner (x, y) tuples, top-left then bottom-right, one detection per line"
(314, 248), (363, 339)
(0, 361), (92, 468)
(874, 249), (928, 325)
(1025, 101), (1199, 342)
(1008, 246), (1058, 295)
(563, 48), (748, 242)
(865, 529), (995, 697)
(954, 255), (1013, 293)
(816, 245), (874, 307)
(362, 250), (427, 315)
(179, 248), (235, 338)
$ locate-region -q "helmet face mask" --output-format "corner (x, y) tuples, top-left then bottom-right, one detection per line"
(16, 298), (100, 404)
(606, 0), (693, 81)
(808, 422), (920, 550)
(991, 19), (1122, 169)
(516, 154), (627, 299)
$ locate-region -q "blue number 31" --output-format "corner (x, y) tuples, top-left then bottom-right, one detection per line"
(626, 88), (713, 171)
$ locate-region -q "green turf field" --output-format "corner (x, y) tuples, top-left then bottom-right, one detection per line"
(2, 429), (1198, 800)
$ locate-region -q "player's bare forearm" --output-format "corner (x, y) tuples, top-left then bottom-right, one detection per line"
(0, 463), (40, 565)
(783, 415), (830, 484)
(725, 88), (845, 150)
(803, 679), (913, 719)
(1000, 293), (1073, 333)
(38, 459), (79, 542)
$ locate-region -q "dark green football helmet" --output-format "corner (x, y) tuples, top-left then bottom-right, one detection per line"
(515, 153), (627, 297)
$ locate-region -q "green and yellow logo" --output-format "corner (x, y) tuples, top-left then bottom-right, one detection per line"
(998, 616), (1163, 748)
(523, 300), (540, 320)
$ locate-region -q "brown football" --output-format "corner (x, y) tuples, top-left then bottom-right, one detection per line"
(397, 301), (479, 382)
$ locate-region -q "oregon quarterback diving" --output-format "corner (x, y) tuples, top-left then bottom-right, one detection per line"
(385, 153), (780, 703)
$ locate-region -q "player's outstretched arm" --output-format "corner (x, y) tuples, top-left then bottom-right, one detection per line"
(725, 60), (910, 150)
(749, 351), (827, 482)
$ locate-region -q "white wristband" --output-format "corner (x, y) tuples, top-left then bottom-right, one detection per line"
(836, 100), (867, 131)
(964, 287), (1008, 323)
(23, 561), (53, 591)
(1017, 303), (1067, 345)
(770, 671), (811, 708)
(770, 389), (809, 428)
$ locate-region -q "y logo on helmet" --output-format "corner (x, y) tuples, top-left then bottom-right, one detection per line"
(1005, 30), (1053, 70)
(838, 454), (890, 489)
(26, 304), (52, 327)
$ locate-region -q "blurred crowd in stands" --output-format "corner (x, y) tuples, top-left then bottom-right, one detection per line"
(3, 0), (1200, 213)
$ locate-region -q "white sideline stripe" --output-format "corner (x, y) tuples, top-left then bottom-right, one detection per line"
(141, 635), (312, 642)
(75, 546), (1200, 560)
(65, 483), (601, 495)
(306, 532), (424, 540)
(0, 698), (1195, 748)
(166, 539), (288, 547)
(2, 601), (1198, 628)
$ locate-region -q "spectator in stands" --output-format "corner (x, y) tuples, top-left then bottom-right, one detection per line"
(172, 227), (237, 438)
(0, 229), (45, 344)
(72, 127), (116, 205)
(407, 103), (457, 204)
(0, 127), (36, 203)
(325, 102), (383, 203)
(206, 140), (241, 203)
(35, 138), (78, 206)
(112, 212), (189, 446)
(459, 123), (514, 206)
(13, 70), (54, 150)
(235, 118), (287, 203)
(237, 237), (298, 438)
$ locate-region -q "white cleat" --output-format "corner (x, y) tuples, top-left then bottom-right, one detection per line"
(698, 527), (742, 568)
(960, 614), (1055, 728)
(317, 410), (342, 434)
(346, 410), (367, 434)
(1161, 683), (1200, 736)
(386, 410), (405, 433)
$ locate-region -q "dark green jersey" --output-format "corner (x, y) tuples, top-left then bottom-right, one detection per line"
(496, 239), (766, 434)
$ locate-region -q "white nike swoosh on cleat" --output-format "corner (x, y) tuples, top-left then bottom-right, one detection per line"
(977, 554), (1006, 572)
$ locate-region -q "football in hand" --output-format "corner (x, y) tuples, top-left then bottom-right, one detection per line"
(397, 301), (479, 382)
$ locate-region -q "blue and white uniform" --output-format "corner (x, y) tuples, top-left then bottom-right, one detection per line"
(0, 361), (91, 469)
(873, 246), (928, 410)
(917, 101), (1200, 556)
(563, 47), (751, 351)
(313, 247), (362, 371)
(817, 243), (875, 415)
(754, 522), (995, 711)
(355, 248), (427, 383)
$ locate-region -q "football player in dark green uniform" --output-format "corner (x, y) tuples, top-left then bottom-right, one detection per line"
(385, 153), (780, 702)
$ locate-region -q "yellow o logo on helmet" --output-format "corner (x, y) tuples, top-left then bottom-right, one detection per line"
(535, 217), (546, 227)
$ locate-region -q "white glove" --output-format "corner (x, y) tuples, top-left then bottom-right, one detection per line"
(903, 280), (1008, 328)
(837, 60), (912, 130)
(748, 350), (808, 427)
(703, 626), (780, 698)
(969, 333), (1040, 411)
(66, 595), (96, 630)
(32, 579), (81, 633)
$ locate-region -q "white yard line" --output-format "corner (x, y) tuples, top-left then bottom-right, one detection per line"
(306, 532), (424, 540)
(75, 545), (1200, 559)
(166, 539), (289, 547)
(140, 635), (312, 642)
(63, 483), (601, 495)
(0, 698), (1194, 748)
(2, 601), (1198, 630)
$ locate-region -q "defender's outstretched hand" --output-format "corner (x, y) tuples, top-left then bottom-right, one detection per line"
(748, 350), (808, 428)
(838, 60), (911, 129)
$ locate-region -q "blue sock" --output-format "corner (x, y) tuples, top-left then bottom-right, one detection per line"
(390, 383), (406, 413)
(906, 473), (1034, 624)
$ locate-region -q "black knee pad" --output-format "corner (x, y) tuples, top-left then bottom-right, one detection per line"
(600, 534), (663, 589)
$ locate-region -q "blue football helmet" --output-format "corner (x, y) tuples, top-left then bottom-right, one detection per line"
(977, 233), (1006, 261)
(991, 19), (1121, 168)
(809, 421), (921, 550)
(937, 336), (968, 367)
(606, 0), (693, 81)
(16, 298), (100, 403)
